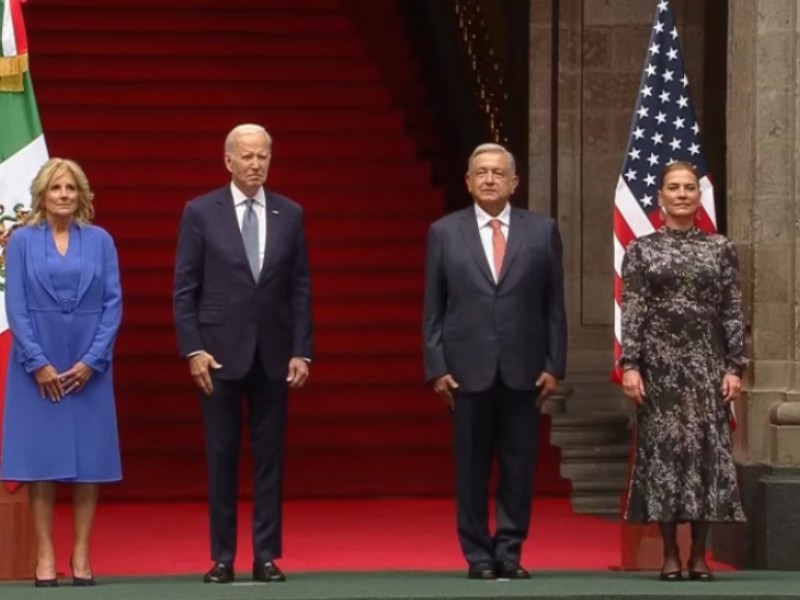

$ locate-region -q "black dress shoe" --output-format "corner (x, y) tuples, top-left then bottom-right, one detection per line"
(252, 561), (286, 582)
(203, 562), (234, 584)
(467, 561), (496, 580)
(659, 570), (683, 581)
(495, 560), (530, 579)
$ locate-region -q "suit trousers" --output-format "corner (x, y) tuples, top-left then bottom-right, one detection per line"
(200, 352), (288, 564)
(453, 375), (540, 565)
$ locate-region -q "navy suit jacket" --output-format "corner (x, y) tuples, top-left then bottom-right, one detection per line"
(173, 186), (312, 381)
(423, 205), (567, 392)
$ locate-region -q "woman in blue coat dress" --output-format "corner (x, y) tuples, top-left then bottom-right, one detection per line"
(0, 158), (122, 587)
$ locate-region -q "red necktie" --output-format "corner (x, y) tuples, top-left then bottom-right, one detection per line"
(489, 219), (505, 280)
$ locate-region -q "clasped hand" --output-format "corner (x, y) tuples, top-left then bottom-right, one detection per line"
(35, 362), (93, 402)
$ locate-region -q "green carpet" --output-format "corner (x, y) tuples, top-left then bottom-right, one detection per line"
(2, 571), (800, 600)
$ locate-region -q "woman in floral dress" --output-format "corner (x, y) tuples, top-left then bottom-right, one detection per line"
(620, 161), (746, 581)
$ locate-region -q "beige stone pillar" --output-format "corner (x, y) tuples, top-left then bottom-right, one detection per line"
(728, 0), (800, 466)
(723, 0), (800, 569)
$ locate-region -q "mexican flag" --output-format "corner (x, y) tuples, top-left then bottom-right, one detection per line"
(0, 0), (48, 492)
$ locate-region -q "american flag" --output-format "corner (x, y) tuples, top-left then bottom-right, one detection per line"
(613, 0), (717, 382)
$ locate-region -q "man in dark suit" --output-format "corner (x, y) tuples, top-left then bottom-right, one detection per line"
(423, 143), (567, 580)
(173, 124), (312, 584)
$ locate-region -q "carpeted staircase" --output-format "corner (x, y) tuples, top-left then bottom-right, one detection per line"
(24, 0), (566, 500)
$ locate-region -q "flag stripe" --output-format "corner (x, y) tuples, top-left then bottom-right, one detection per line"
(615, 177), (656, 239)
(699, 176), (715, 227)
(613, 207), (638, 252)
(613, 232), (626, 278)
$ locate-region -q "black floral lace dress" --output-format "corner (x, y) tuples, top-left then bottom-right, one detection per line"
(620, 226), (746, 523)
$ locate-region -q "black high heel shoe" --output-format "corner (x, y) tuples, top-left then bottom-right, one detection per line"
(658, 569), (683, 581)
(70, 557), (95, 587)
(33, 564), (58, 588)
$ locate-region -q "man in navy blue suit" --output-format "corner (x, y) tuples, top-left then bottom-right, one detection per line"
(423, 143), (567, 580)
(173, 124), (312, 584)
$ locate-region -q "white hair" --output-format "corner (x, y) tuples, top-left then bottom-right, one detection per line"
(224, 124), (272, 153)
(467, 143), (516, 175)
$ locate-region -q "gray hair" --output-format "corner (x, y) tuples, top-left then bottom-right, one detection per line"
(224, 124), (272, 153)
(467, 143), (516, 175)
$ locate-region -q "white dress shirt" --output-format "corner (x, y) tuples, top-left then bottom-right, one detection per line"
(230, 182), (267, 269)
(475, 202), (510, 283)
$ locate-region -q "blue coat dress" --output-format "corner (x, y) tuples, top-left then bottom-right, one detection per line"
(0, 223), (122, 482)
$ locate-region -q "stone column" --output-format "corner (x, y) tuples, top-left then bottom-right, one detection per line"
(722, 0), (800, 569)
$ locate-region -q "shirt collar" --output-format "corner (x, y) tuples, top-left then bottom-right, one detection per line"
(230, 183), (266, 208)
(474, 202), (511, 228)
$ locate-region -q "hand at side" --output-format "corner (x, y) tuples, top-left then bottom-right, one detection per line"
(188, 351), (222, 395)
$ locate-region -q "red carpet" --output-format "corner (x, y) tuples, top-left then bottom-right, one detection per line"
(44, 496), (734, 577)
(50, 497), (620, 575)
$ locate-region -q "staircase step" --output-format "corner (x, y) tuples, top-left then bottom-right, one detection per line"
(121, 298), (423, 328)
(35, 81), (392, 108)
(94, 190), (442, 217)
(37, 106), (403, 134)
(58, 161), (431, 189)
(118, 325), (423, 356)
(39, 107), (407, 134)
(550, 413), (631, 446)
(119, 414), (451, 452)
(112, 241), (428, 270)
(47, 132), (419, 161)
(31, 33), (366, 58)
(27, 8), (356, 35)
(33, 0), (343, 8)
(560, 444), (631, 461)
(103, 215), (430, 243)
(105, 448), (456, 501)
(119, 271), (423, 299)
(115, 384), (441, 419)
(114, 356), (425, 385)
(35, 57), (381, 83)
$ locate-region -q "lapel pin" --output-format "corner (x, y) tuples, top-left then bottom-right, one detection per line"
(272, 209), (279, 215)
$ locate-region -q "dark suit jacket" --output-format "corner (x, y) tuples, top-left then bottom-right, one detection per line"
(173, 186), (312, 381)
(423, 205), (567, 392)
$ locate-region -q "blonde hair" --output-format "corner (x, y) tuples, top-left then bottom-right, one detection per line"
(27, 158), (95, 226)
